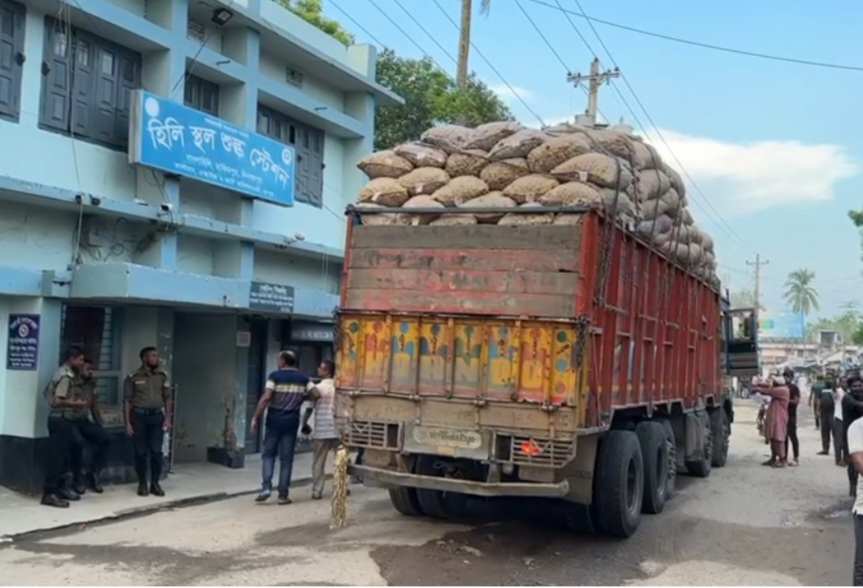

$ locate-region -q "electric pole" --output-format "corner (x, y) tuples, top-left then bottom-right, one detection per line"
(746, 254), (770, 313)
(567, 57), (620, 125)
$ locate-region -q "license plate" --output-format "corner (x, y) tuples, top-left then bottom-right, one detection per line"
(405, 425), (490, 459)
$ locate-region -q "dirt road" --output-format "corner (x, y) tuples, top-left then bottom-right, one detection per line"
(0, 401), (854, 585)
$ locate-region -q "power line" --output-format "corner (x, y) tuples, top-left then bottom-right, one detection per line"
(513, 0), (570, 73)
(367, 0), (448, 72)
(528, 0), (863, 73)
(329, 0), (388, 49)
(392, 0), (459, 66)
(431, 0), (546, 127)
(552, 0), (597, 58)
(569, 0), (747, 247)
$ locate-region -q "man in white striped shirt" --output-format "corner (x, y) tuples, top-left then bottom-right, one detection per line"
(302, 360), (339, 500)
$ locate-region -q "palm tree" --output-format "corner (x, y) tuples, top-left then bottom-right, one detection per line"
(457, 0), (491, 89)
(784, 269), (819, 320)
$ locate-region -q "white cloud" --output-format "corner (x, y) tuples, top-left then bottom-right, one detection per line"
(644, 129), (858, 214)
(489, 83), (534, 103)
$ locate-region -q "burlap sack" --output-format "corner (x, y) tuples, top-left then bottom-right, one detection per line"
(354, 202), (398, 226)
(498, 202), (553, 226)
(681, 209), (694, 226)
(640, 191), (680, 218)
(421, 124), (475, 153)
(600, 189), (637, 217)
(463, 121), (522, 151)
(502, 174), (560, 204)
(635, 169), (671, 202)
(398, 195), (444, 225)
(429, 214), (478, 226)
(637, 214), (675, 238)
(526, 134), (592, 174)
(432, 176), (489, 206)
(459, 191), (516, 223)
(701, 232), (715, 253)
(445, 149), (489, 177)
(480, 158), (529, 190)
(398, 167), (450, 196)
(551, 153), (633, 188)
(584, 129), (632, 160)
(552, 213), (583, 226)
(662, 161), (685, 196)
(629, 139), (659, 170)
(359, 177), (409, 207)
(394, 142), (447, 168)
(539, 181), (601, 207)
(489, 129), (547, 160)
(357, 150), (413, 179)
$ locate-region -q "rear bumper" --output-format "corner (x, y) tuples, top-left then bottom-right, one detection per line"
(349, 464), (571, 498)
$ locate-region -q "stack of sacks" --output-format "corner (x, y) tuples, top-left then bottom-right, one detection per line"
(354, 121), (718, 286)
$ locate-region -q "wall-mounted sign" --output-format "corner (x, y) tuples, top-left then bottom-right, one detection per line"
(7, 314), (40, 370)
(249, 282), (294, 314)
(129, 90), (295, 206)
(290, 321), (335, 343)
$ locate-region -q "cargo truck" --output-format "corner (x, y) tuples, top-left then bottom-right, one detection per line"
(335, 206), (758, 537)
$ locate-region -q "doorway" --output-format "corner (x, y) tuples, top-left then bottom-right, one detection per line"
(244, 319), (268, 454)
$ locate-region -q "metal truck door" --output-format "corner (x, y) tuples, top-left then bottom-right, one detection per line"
(725, 307), (759, 377)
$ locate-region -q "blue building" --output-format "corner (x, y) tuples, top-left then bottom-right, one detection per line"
(0, 0), (399, 492)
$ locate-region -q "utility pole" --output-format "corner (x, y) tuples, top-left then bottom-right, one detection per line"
(457, 0), (473, 89)
(746, 254), (770, 313)
(567, 57), (620, 125)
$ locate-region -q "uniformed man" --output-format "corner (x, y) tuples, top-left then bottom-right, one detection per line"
(810, 373), (824, 430)
(818, 374), (837, 456)
(66, 358), (110, 494)
(124, 346), (172, 497)
(42, 347), (87, 508)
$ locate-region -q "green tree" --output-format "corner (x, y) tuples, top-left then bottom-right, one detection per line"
(374, 49), (511, 150)
(279, 0), (354, 46)
(784, 269), (819, 320)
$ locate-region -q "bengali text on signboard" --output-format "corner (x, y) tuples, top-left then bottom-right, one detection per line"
(7, 314), (40, 370)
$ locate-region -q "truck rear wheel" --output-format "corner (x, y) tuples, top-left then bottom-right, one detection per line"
(660, 419), (677, 500)
(636, 421), (670, 514)
(414, 456), (469, 520)
(710, 408), (730, 468)
(388, 487), (423, 517)
(594, 430), (644, 538)
(685, 413), (713, 478)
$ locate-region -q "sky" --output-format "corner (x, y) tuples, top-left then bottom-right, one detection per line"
(324, 0), (863, 321)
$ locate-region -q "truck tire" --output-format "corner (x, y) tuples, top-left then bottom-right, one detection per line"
(710, 408), (730, 468)
(414, 456), (469, 520)
(636, 421), (670, 514)
(685, 413), (713, 478)
(388, 487), (423, 517)
(594, 430), (644, 538)
(660, 419), (677, 500)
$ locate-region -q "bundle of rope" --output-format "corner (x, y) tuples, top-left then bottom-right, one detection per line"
(330, 445), (350, 530)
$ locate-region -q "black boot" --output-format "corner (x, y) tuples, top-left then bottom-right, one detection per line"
(41, 492), (70, 508)
(87, 472), (104, 494)
(73, 475), (87, 495)
(137, 481), (149, 496)
(58, 485), (81, 501)
(149, 482), (165, 497)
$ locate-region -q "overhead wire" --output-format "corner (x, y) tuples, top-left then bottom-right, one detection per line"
(367, 0), (448, 72)
(329, 0), (388, 49)
(431, 0), (546, 127)
(513, 0), (570, 73)
(568, 0), (748, 247)
(391, 0), (459, 66)
(528, 0), (863, 73)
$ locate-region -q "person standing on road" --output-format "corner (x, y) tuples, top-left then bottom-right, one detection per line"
(835, 381), (848, 466)
(754, 375), (790, 467)
(302, 360), (340, 500)
(819, 376), (837, 457)
(844, 414), (863, 584)
(67, 358), (110, 494)
(41, 347), (87, 508)
(810, 373), (824, 430)
(124, 346), (172, 498)
(784, 368), (801, 466)
(844, 376), (863, 497)
(251, 350), (309, 505)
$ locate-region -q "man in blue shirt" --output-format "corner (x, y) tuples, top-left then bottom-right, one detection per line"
(250, 350), (310, 504)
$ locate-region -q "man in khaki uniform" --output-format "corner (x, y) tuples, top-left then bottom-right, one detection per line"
(124, 346), (172, 497)
(66, 358), (110, 494)
(43, 347), (87, 508)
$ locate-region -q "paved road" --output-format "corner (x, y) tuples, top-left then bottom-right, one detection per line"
(0, 401), (854, 585)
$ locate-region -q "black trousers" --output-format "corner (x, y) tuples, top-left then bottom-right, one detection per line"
(821, 405), (835, 453)
(44, 417), (75, 494)
(785, 416), (799, 461)
(131, 410), (164, 484)
(834, 417), (847, 464)
(855, 514), (863, 585)
(68, 419), (110, 480)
